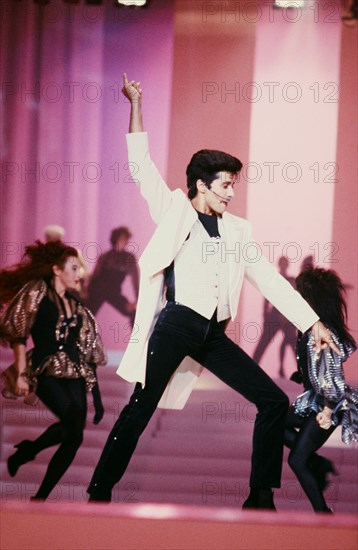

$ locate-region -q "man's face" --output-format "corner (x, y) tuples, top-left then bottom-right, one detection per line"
(203, 171), (236, 215)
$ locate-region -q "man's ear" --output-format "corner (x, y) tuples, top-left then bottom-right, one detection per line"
(196, 179), (207, 194)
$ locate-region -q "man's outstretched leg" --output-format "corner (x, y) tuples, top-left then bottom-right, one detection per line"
(203, 328), (289, 510)
(88, 383), (155, 501)
(87, 304), (196, 501)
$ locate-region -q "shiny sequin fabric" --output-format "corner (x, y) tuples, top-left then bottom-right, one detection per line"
(294, 331), (358, 444)
(0, 280), (47, 346)
(0, 280), (106, 395)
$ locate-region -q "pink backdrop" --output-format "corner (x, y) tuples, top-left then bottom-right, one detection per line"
(1, 0), (357, 381)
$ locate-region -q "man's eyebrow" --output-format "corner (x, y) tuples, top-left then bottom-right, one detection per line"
(221, 179), (236, 185)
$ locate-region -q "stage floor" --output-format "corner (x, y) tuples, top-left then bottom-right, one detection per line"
(1, 501), (357, 550)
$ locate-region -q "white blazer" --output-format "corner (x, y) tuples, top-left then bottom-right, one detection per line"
(117, 132), (319, 409)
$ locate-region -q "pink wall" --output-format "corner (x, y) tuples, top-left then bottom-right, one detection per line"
(1, 0), (175, 350)
(167, 0), (256, 220)
(240, 0), (347, 377)
(333, 19), (358, 381)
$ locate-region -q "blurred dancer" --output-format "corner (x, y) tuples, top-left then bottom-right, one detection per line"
(85, 226), (139, 327)
(43, 224), (66, 243)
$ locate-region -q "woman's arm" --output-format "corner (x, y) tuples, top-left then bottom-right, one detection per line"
(1, 281), (47, 397)
(13, 342), (30, 396)
(316, 406), (334, 429)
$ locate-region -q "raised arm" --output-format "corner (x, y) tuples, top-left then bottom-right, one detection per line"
(121, 73), (173, 224)
(122, 73), (143, 133)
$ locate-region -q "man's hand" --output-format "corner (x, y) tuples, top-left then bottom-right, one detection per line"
(122, 72), (142, 103)
(311, 320), (340, 355)
(122, 73), (144, 133)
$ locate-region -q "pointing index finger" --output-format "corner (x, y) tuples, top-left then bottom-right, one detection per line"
(123, 72), (129, 87)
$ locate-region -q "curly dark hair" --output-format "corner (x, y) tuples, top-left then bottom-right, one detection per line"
(0, 240), (78, 306)
(296, 267), (356, 348)
(186, 149), (243, 200)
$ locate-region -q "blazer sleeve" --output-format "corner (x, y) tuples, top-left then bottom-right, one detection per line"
(126, 132), (173, 224)
(243, 226), (319, 333)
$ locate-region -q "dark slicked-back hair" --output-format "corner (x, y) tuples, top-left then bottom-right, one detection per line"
(186, 149), (243, 200)
(296, 267), (356, 348)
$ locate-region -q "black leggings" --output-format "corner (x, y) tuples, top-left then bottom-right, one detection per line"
(30, 375), (87, 499)
(285, 407), (336, 511)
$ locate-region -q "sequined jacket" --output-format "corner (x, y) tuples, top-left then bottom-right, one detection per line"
(294, 330), (357, 444)
(0, 280), (106, 392)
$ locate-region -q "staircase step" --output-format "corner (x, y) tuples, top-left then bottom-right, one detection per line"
(1, 365), (357, 512)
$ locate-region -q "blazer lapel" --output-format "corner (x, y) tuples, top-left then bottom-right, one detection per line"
(140, 190), (198, 277)
(222, 213), (246, 284)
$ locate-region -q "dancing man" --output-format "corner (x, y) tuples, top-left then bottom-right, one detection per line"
(87, 74), (338, 509)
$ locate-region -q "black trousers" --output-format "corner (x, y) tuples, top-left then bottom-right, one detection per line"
(88, 302), (289, 495)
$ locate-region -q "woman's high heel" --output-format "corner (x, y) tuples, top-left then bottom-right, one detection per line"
(309, 454), (338, 491)
(7, 440), (36, 477)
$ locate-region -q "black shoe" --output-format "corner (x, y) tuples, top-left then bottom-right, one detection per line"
(309, 455), (338, 491)
(7, 440), (36, 477)
(87, 485), (112, 503)
(242, 488), (276, 510)
(88, 494), (111, 503)
(320, 506), (334, 513)
(314, 505), (333, 513)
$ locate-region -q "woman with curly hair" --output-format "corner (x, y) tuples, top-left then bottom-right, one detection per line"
(0, 240), (106, 501)
(285, 267), (357, 513)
